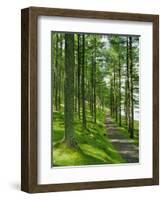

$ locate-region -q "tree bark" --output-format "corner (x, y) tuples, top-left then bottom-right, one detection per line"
(129, 36), (134, 138)
(91, 53), (94, 119)
(81, 35), (86, 128)
(55, 34), (59, 110)
(126, 36), (131, 132)
(93, 36), (97, 123)
(110, 78), (113, 116)
(77, 35), (81, 119)
(118, 45), (121, 126)
(64, 33), (75, 147)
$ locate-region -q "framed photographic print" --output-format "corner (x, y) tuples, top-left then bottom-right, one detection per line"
(21, 7), (159, 193)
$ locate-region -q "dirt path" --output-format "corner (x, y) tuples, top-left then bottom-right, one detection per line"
(105, 114), (139, 163)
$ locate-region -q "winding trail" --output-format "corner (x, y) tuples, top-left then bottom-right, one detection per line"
(105, 114), (139, 163)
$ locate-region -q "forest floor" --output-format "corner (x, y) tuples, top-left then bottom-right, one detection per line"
(52, 109), (139, 166)
(105, 114), (139, 163)
(53, 109), (124, 166)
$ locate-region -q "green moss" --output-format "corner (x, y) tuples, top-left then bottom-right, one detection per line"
(52, 108), (125, 166)
(78, 144), (122, 164)
(53, 143), (107, 166)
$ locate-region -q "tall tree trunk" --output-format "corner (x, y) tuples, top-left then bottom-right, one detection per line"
(81, 35), (86, 128)
(52, 34), (55, 112)
(129, 36), (134, 138)
(58, 34), (62, 111)
(77, 35), (81, 119)
(93, 36), (97, 123)
(61, 34), (65, 112)
(118, 47), (121, 126)
(113, 65), (116, 118)
(74, 36), (78, 115)
(90, 53), (94, 119)
(126, 36), (130, 132)
(64, 33), (75, 147)
(55, 34), (59, 110)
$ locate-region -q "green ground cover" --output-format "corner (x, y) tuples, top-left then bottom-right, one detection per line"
(52, 109), (125, 166)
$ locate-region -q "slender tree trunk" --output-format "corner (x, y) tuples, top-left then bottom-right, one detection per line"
(55, 34), (59, 110)
(115, 92), (118, 122)
(113, 65), (116, 119)
(129, 36), (134, 138)
(91, 53), (94, 119)
(93, 36), (97, 123)
(75, 67), (78, 114)
(58, 35), (62, 111)
(126, 36), (131, 132)
(77, 35), (81, 119)
(118, 48), (121, 126)
(124, 80), (128, 126)
(64, 33), (75, 147)
(74, 36), (78, 115)
(110, 78), (113, 116)
(52, 34), (55, 112)
(81, 35), (86, 128)
(61, 34), (65, 112)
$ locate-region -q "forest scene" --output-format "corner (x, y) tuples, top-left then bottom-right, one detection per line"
(52, 32), (139, 167)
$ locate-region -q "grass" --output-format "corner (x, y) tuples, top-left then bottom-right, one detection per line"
(53, 143), (106, 166)
(52, 108), (125, 167)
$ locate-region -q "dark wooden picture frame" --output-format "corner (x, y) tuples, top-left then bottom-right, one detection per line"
(21, 7), (159, 193)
